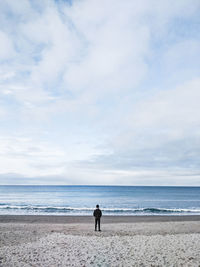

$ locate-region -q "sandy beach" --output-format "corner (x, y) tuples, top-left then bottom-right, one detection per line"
(0, 216), (200, 266)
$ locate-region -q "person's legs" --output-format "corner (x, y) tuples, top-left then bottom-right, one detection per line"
(98, 218), (101, 231)
(95, 218), (97, 231)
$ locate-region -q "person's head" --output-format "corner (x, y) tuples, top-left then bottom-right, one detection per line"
(96, 204), (99, 209)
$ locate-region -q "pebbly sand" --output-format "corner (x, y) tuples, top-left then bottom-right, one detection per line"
(0, 216), (200, 266)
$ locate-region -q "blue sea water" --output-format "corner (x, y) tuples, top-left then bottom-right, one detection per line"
(0, 185), (200, 216)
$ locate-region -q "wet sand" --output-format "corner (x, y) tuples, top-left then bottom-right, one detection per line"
(1, 214), (200, 223)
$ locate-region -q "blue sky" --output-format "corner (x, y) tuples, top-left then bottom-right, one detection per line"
(0, 0), (200, 185)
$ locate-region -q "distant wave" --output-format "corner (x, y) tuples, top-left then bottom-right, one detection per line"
(0, 204), (200, 214)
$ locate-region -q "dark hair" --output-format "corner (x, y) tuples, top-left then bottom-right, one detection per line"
(96, 204), (99, 208)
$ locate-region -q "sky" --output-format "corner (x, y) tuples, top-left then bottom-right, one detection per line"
(0, 0), (200, 185)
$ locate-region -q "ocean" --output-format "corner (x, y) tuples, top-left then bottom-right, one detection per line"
(0, 185), (200, 216)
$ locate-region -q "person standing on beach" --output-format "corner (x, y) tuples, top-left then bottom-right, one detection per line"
(93, 204), (102, 231)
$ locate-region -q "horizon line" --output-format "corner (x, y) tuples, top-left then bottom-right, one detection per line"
(1, 184), (200, 187)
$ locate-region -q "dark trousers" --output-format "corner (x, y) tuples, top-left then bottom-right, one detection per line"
(95, 218), (101, 231)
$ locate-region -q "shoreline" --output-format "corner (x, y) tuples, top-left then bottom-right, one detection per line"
(1, 214), (200, 224)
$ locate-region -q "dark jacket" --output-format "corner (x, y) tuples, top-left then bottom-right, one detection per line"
(93, 208), (102, 218)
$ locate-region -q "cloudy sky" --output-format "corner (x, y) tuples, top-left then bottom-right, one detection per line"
(0, 0), (200, 185)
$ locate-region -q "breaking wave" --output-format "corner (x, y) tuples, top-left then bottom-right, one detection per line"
(0, 204), (200, 215)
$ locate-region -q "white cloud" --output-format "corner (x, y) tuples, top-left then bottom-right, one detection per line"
(0, 0), (199, 184)
(163, 40), (200, 83)
(0, 136), (65, 176)
(96, 78), (200, 177)
(131, 79), (200, 133)
(0, 31), (15, 60)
